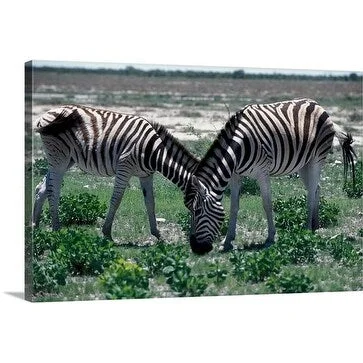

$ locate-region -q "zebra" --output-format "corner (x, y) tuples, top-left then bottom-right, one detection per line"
(184, 98), (356, 254)
(32, 104), (199, 241)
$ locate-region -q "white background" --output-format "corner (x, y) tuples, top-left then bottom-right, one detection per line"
(0, 1), (362, 362)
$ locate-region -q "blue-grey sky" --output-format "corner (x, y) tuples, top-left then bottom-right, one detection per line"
(32, 60), (357, 76)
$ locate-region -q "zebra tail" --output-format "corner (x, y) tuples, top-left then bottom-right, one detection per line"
(333, 122), (357, 186)
(36, 109), (80, 136)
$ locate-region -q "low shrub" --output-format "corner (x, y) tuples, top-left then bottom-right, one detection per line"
(43, 192), (107, 226)
(266, 271), (314, 294)
(343, 159), (363, 198)
(57, 229), (119, 276)
(275, 229), (321, 264)
(33, 228), (60, 258)
(162, 255), (208, 297)
(33, 228), (119, 277)
(206, 260), (228, 284)
(176, 211), (190, 236)
(99, 258), (149, 299)
(32, 250), (68, 293)
(224, 177), (260, 197)
(33, 158), (48, 176)
(326, 234), (361, 266)
(241, 177), (260, 195)
(137, 242), (188, 277)
(229, 248), (284, 283)
(274, 195), (339, 230)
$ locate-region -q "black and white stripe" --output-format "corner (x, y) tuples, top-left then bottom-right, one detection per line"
(33, 104), (199, 240)
(185, 98), (356, 254)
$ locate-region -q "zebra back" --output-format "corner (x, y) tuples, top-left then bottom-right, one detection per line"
(194, 98), (337, 193)
(35, 104), (199, 187)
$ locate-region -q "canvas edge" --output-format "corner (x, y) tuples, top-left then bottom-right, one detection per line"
(24, 60), (34, 301)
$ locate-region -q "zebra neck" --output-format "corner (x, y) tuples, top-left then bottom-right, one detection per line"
(196, 120), (243, 197)
(154, 147), (199, 192)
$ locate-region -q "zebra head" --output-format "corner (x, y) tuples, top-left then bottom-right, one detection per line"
(184, 176), (225, 254)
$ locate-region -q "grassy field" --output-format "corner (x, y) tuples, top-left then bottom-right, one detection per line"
(27, 69), (362, 301)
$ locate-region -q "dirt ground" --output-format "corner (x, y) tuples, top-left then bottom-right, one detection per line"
(30, 71), (362, 147)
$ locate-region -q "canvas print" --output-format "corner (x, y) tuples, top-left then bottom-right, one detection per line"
(25, 61), (362, 302)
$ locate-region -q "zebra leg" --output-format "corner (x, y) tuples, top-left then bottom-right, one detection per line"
(221, 174), (241, 252)
(139, 175), (161, 239)
(102, 166), (131, 240)
(33, 174), (48, 227)
(46, 168), (65, 231)
(256, 173), (276, 247)
(299, 161), (322, 231)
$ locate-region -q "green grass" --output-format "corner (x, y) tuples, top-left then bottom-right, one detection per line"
(29, 82), (362, 301)
(30, 150), (362, 301)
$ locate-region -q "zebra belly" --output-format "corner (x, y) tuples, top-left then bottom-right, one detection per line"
(237, 147), (318, 178)
(71, 150), (116, 177)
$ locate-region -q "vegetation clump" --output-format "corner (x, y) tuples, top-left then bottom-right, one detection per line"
(33, 157), (48, 176)
(43, 192), (107, 226)
(99, 258), (149, 299)
(229, 248), (284, 283)
(273, 195), (339, 230)
(266, 271), (314, 294)
(343, 159), (363, 198)
(137, 242), (188, 277)
(162, 256), (208, 297)
(32, 228), (119, 294)
(275, 229), (321, 264)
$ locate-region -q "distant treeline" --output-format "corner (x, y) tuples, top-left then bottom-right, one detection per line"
(34, 65), (362, 81)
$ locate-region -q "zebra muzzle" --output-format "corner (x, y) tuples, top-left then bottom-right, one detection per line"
(189, 235), (213, 255)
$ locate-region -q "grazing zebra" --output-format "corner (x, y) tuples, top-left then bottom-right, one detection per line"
(184, 98), (356, 254)
(33, 104), (199, 240)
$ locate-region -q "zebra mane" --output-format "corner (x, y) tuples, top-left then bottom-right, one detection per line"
(151, 122), (200, 162)
(196, 109), (243, 172)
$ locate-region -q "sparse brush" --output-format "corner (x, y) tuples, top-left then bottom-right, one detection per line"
(273, 195), (339, 230)
(99, 258), (149, 299)
(266, 271), (314, 294)
(42, 192), (107, 226)
(343, 159), (363, 198)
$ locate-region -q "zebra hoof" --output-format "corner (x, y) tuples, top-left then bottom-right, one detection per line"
(151, 230), (161, 239)
(263, 239), (275, 248)
(102, 231), (113, 241)
(219, 243), (234, 253)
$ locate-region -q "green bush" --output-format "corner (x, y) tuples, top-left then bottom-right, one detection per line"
(266, 271), (314, 294)
(33, 228), (119, 277)
(224, 177), (260, 197)
(206, 260), (228, 284)
(57, 229), (119, 276)
(162, 255), (208, 297)
(33, 158), (48, 176)
(241, 177), (260, 195)
(176, 211), (190, 236)
(32, 250), (68, 293)
(343, 159), (363, 198)
(99, 258), (149, 299)
(326, 234), (362, 266)
(229, 248), (284, 283)
(43, 192), (107, 226)
(33, 228), (60, 258)
(274, 195), (339, 230)
(276, 229), (321, 264)
(136, 242), (188, 277)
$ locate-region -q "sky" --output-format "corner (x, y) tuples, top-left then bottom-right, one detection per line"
(32, 60), (359, 77)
